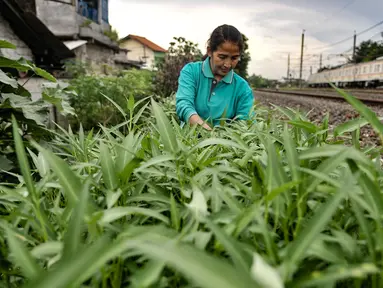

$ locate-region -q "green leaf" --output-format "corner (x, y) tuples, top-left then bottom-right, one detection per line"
(332, 84), (383, 143)
(151, 98), (179, 153)
(12, 116), (37, 200)
(205, 219), (249, 271)
(33, 142), (80, 206)
(294, 263), (378, 287)
(6, 226), (42, 280)
(251, 253), (284, 288)
(191, 138), (247, 152)
(62, 179), (90, 261)
(42, 91), (75, 116)
(284, 172), (350, 275)
(131, 239), (257, 288)
(299, 145), (372, 167)
(0, 56), (32, 71)
(288, 120), (318, 133)
(128, 94), (135, 111)
(334, 117), (375, 137)
(34, 67), (56, 82)
(283, 124), (300, 183)
(0, 155), (14, 172)
(0, 69), (18, 88)
(0, 40), (16, 49)
(120, 157), (142, 183)
(101, 92), (127, 118)
(3, 94), (48, 126)
(31, 242), (63, 259)
(99, 141), (118, 191)
(130, 260), (165, 288)
(115, 133), (136, 173)
(135, 154), (175, 172)
(99, 207), (170, 225)
(25, 235), (111, 288)
(170, 193), (180, 231)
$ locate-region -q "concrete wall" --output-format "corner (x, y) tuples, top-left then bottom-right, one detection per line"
(35, 0), (79, 36)
(0, 14), (33, 61)
(18, 78), (49, 101)
(85, 43), (115, 72)
(120, 39), (155, 70)
(35, 0), (111, 37)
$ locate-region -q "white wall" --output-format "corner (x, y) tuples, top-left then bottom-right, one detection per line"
(0, 14), (33, 61)
(120, 39), (155, 69)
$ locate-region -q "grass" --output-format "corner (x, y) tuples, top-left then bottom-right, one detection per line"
(1, 88), (383, 287)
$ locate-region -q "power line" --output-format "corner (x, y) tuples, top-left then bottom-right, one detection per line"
(308, 19), (383, 52)
(319, 0), (357, 26)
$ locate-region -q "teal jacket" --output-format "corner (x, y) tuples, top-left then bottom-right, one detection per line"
(175, 57), (254, 126)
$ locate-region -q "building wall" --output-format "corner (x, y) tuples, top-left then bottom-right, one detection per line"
(86, 43), (114, 67)
(0, 14), (33, 61)
(35, 0), (110, 37)
(35, 0), (79, 36)
(120, 39), (155, 70)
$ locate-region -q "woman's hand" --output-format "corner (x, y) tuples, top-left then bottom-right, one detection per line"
(189, 114), (212, 131)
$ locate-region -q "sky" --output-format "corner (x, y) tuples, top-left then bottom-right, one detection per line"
(109, 0), (383, 80)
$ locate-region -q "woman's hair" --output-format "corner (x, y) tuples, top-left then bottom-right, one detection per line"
(202, 24), (244, 61)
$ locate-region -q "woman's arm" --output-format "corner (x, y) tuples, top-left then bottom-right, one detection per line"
(236, 85), (255, 121)
(176, 64), (212, 130)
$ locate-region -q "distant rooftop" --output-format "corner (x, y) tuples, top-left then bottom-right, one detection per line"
(120, 34), (167, 53)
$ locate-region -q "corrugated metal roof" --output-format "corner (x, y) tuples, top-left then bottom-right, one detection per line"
(63, 40), (87, 50)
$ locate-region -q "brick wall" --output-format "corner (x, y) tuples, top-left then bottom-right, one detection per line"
(0, 14), (33, 61)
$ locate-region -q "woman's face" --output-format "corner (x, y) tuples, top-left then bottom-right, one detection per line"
(208, 41), (241, 77)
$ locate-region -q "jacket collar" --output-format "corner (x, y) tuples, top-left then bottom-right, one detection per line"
(202, 56), (234, 84)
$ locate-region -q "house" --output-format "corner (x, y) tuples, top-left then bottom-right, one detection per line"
(15, 0), (142, 73)
(119, 34), (167, 70)
(0, 0), (75, 100)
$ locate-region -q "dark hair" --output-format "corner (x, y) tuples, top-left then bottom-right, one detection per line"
(202, 24), (244, 60)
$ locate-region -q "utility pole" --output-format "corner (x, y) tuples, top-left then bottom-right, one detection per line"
(310, 66), (312, 75)
(353, 30), (357, 63)
(299, 29), (305, 88)
(287, 53), (290, 81)
(319, 54), (322, 69)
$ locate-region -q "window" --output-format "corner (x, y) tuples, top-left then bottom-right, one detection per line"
(375, 64), (380, 73)
(78, 0), (99, 22)
(102, 0), (109, 23)
(363, 66), (367, 73)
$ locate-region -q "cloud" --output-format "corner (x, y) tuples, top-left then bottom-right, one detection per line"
(109, 0), (383, 80)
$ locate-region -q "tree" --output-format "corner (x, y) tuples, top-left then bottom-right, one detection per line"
(248, 74), (272, 88)
(234, 34), (251, 80)
(350, 40), (383, 63)
(153, 37), (203, 97)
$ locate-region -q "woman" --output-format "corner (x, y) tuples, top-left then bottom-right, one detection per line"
(175, 24), (254, 130)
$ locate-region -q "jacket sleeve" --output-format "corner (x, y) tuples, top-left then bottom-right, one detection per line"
(176, 64), (197, 122)
(235, 85), (255, 120)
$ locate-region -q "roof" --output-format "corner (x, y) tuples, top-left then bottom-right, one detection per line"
(120, 34), (167, 53)
(0, 0), (75, 69)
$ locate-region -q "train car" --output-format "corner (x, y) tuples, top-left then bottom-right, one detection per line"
(307, 57), (383, 88)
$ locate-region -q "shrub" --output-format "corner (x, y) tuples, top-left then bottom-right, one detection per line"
(67, 69), (154, 131)
(154, 37), (202, 97)
(1, 82), (383, 287)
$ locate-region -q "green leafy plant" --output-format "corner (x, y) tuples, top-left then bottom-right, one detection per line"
(0, 40), (72, 182)
(153, 37), (202, 97)
(1, 81), (383, 287)
(67, 69), (154, 131)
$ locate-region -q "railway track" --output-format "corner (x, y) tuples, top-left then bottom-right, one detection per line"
(293, 88), (383, 95)
(253, 89), (383, 147)
(256, 89), (383, 105)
